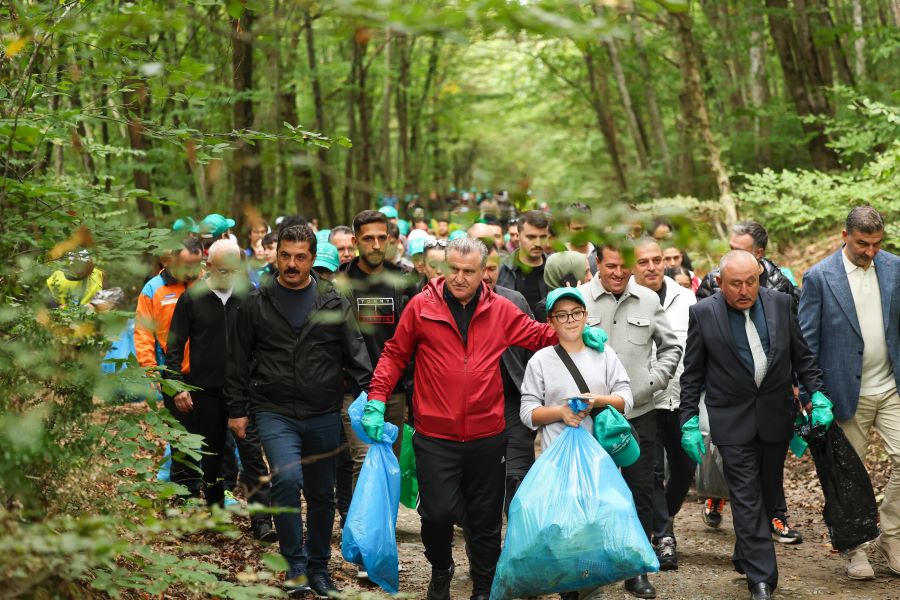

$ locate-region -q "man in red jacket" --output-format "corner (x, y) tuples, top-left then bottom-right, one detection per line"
(363, 237), (607, 600)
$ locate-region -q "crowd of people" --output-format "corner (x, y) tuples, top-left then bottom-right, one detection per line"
(52, 196), (900, 600)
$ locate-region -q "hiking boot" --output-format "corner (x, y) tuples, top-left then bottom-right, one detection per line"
(624, 574), (656, 599)
(846, 545), (875, 580)
(770, 518), (803, 544)
(251, 519), (277, 544)
(874, 535), (900, 575)
(656, 535), (678, 571)
(427, 563), (455, 600)
(702, 497), (725, 529)
(309, 572), (339, 598)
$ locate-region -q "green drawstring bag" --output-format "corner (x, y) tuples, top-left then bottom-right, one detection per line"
(399, 424), (418, 509)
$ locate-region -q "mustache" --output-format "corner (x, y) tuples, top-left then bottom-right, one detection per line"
(283, 268), (300, 274)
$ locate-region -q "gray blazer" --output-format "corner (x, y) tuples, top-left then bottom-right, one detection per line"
(578, 276), (682, 419)
(798, 248), (900, 421)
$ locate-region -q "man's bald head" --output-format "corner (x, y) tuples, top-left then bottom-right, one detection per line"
(717, 250), (761, 311)
(468, 222), (494, 244)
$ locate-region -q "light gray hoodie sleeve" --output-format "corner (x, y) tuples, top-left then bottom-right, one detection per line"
(519, 356), (546, 431)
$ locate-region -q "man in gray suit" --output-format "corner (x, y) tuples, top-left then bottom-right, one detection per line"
(579, 242), (682, 599)
(798, 206), (900, 579)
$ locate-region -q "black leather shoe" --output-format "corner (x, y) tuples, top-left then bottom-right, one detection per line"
(308, 572), (339, 599)
(427, 563), (454, 600)
(624, 574), (657, 599)
(471, 594), (490, 600)
(750, 582), (772, 600)
(251, 520), (278, 544)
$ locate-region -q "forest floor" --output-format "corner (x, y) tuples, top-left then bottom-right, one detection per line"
(202, 426), (895, 600)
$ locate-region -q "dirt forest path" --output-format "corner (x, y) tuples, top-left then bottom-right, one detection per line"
(326, 440), (897, 600)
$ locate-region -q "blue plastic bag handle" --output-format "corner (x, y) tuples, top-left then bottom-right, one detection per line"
(568, 397), (589, 414)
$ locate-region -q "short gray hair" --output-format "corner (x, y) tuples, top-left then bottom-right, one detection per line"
(448, 237), (488, 267)
(207, 238), (242, 263)
(719, 249), (757, 271)
(845, 206), (884, 235)
(731, 220), (768, 251)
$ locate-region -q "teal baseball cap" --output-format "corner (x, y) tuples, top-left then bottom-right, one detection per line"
(593, 407), (640, 468)
(448, 229), (467, 241)
(172, 216), (196, 233)
(316, 229), (332, 245)
(379, 206), (399, 219)
(407, 236), (427, 256)
(545, 287), (586, 313)
(397, 219), (411, 237)
(313, 242), (340, 272)
(194, 213), (236, 237)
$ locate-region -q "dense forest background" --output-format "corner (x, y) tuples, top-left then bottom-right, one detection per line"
(1, 0), (899, 597)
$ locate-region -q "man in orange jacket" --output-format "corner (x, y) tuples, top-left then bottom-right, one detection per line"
(135, 238), (203, 374)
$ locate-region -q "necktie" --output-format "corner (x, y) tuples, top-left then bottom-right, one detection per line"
(744, 309), (767, 387)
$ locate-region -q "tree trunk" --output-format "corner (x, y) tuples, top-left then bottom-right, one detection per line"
(893, 0), (900, 27)
(231, 12), (263, 230)
(748, 9), (772, 165)
(303, 10), (334, 224)
(395, 33), (412, 193)
(630, 12), (671, 179)
(672, 12), (738, 226)
(380, 28), (393, 193)
(353, 30), (373, 213)
(583, 48), (628, 194)
(604, 38), (650, 172)
(121, 79), (156, 225)
(852, 0), (865, 79)
(765, 0), (841, 170)
(410, 37), (440, 192)
(281, 28), (316, 220)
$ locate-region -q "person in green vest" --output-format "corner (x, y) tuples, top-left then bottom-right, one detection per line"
(46, 249), (104, 308)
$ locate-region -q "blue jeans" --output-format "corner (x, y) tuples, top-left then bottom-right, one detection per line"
(255, 411), (340, 575)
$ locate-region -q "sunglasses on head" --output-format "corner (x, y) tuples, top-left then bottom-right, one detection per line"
(424, 239), (449, 249)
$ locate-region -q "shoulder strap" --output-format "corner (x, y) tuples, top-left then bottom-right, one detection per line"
(553, 344), (590, 394)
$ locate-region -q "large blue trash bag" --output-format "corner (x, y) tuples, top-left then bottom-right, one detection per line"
(101, 318), (137, 374)
(491, 400), (658, 600)
(342, 393), (401, 594)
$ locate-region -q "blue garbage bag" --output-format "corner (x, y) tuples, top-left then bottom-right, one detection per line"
(102, 318), (137, 374)
(342, 393), (401, 594)
(491, 400), (658, 600)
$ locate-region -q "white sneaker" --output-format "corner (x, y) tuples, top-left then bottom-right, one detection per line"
(357, 566), (369, 580)
(846, 546), (875, 580)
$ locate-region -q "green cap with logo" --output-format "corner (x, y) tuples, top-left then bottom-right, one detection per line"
(593, 406), (640, 468)
(194, 213), (236, 237)
(313, 242), (340, 273)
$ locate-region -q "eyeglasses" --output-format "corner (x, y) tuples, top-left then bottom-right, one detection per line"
(550, 309), (586, 324)
(212, 267), (239, 276)
(424, 239), (449, 250)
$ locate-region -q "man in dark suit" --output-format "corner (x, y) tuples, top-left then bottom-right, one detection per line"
(679, 250), (832, 600)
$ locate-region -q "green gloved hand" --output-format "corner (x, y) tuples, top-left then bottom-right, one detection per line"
(680, 415), (706, 464)
(811, 391), (834, 431)
(582, 326), (608, 352)
(789, 413), (809, 458)
(361, 399), (386, 443)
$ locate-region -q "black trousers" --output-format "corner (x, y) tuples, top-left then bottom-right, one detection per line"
(651, 408), (696, 540)
(622, 410), (658, 542)
(504, 398), (535, 515)
(414, 432), (506, 596)
(222, 417), (272, 523)
(718, 438), (789, 591)
(335, 421), (353, 521)
(164, 388), (228, 505)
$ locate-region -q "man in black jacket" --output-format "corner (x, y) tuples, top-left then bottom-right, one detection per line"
(225, 225), (372, 598)
(679, 250), (830, 600)
(165, 239), (276, 542)
(496, 210), (551, 321)
(338, 210), (417, 476)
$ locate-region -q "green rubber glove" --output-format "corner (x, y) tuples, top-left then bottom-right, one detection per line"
(582, 326), (608, 352)
(789, 414), (809, 458)
(362, 399), (386, 443)
(811, 391), (834, 431)
(680, 415), (706, 464)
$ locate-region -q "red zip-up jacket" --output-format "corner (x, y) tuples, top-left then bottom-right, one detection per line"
(368, 278), (558, 442)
